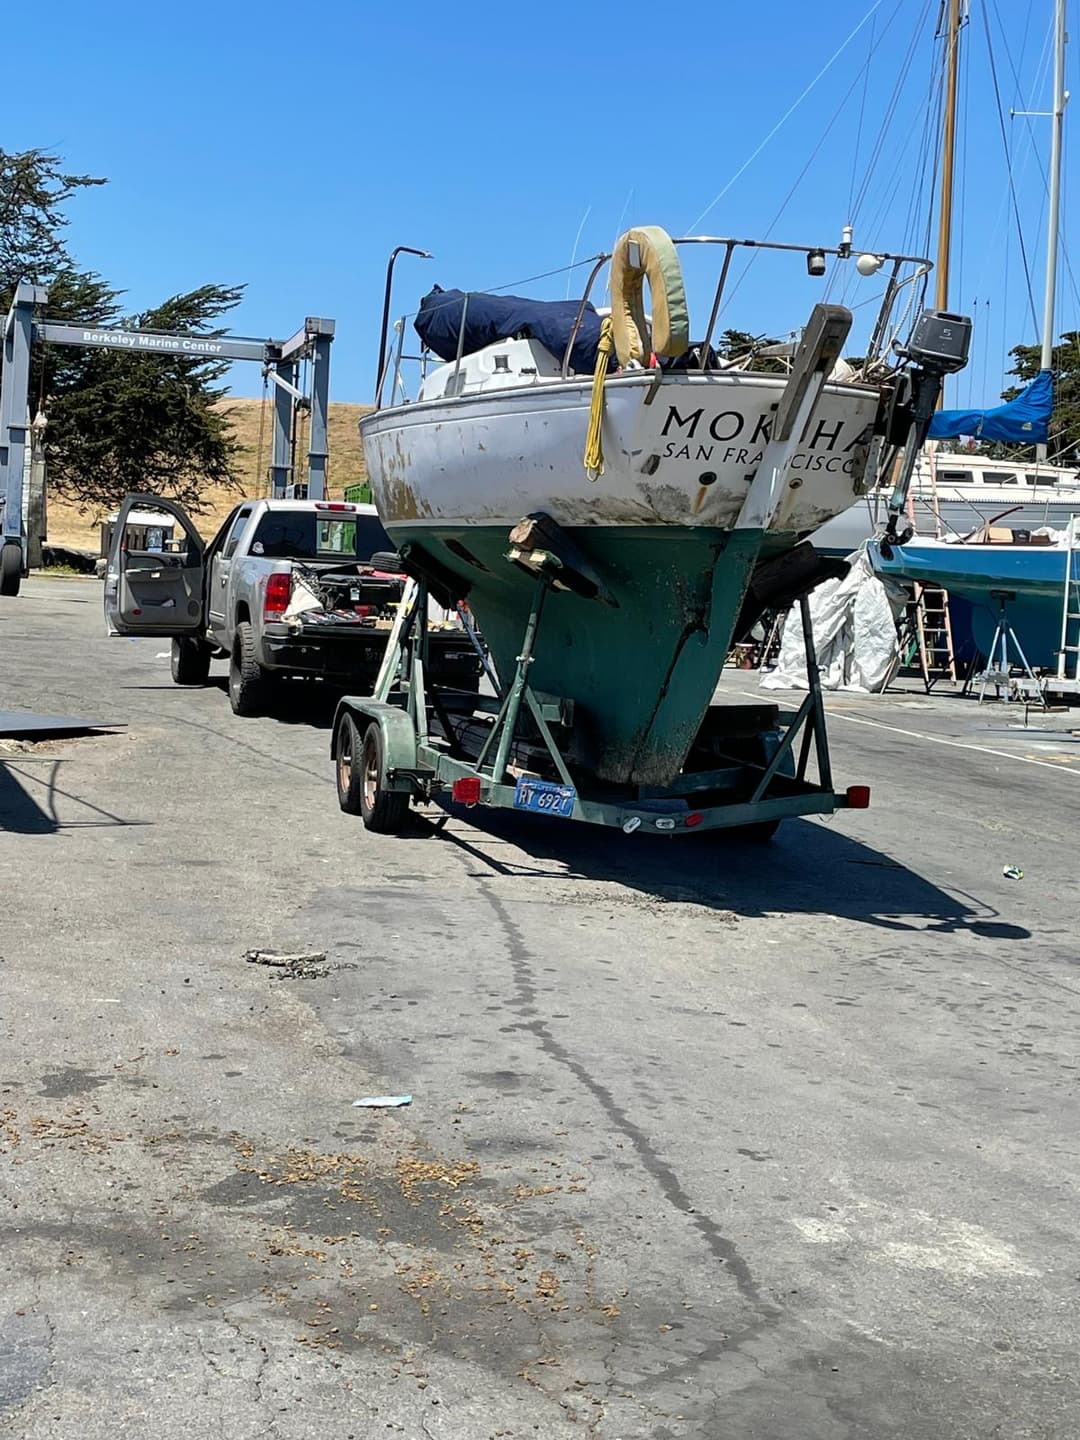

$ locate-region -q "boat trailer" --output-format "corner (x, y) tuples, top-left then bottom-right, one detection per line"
(330, 536), (869, 839)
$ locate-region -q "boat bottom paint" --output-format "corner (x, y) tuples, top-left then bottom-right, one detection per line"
(387, 521), (771, 787)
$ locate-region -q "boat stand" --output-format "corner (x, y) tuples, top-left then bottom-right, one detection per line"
(333, 542), (867, 838)
(977, 589), (1046, 708)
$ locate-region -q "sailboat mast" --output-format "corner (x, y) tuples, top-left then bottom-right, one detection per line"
(1038, 0), (1068, 460)
(935, 0), (963, 312)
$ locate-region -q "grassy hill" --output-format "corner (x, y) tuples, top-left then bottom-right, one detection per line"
(46, 397), (372, 553)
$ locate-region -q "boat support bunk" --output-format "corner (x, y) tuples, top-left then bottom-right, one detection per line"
(330, 532), (869, 840)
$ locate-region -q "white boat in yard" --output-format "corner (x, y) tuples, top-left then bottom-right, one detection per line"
(358, 227), (967, 791)
(813, 450), (1080, 555)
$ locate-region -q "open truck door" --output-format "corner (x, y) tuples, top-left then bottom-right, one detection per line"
(103, 495), (205, 637)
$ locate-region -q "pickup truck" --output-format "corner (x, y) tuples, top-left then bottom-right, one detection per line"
(103, 494), (481, 714)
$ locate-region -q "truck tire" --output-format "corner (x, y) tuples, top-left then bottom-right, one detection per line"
(0, 543), (22, 597)
(170, 635), (212, 685)
(228, 621), (267, 716)
(336, 713), (409, 832)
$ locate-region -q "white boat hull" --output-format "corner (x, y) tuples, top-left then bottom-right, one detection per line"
(362, 371), (881, 540)
(360, 369), (882, 785)
(814, 477), (1080, 554)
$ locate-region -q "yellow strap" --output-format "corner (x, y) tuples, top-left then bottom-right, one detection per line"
(583, 315), (615, 480)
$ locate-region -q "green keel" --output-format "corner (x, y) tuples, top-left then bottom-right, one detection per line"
(387, 522), (768, 786)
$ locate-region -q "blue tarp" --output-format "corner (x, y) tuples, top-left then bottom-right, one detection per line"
(928, 368), (1053, 443)
(413, 286), (605, 374)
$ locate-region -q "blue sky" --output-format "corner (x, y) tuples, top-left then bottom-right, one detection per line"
(10, 0), (1076, 406)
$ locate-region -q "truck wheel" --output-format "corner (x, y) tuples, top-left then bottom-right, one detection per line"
(228, 622), (267, 716)
(0, 543), (22, 597)
(171, 636), (212, 685)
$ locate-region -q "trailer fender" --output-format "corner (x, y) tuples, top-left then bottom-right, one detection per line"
(331, 699), (417, 778)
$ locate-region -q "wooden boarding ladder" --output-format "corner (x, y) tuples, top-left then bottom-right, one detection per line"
(912, 581), (957, 688)
(908, 447), (957, 687)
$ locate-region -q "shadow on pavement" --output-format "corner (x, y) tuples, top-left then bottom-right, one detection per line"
(206, 676), (339, 730)
(0, 760), (150, 835)
(0, 763), (56, 834)
(410, 805), (1028, 939)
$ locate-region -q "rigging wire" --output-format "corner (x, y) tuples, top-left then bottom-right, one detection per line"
(565, 205), (593, 300)
(709, 44), (891, 323)
(613, 187), (635, 244)
(714, 0), (917, 325)
(850, 8), (942, 269)
(979, 296), (992, 406)
(848, 0), (936, 228)
(922, 55), (947, 260)
(979, 0), (1039, 334)
(956, 6), (971, 310)
(1000, 227), (1012, 394)
(881, 23), (947, 262)
(685, 0), (891, 232)
(847, 15), (877, 220)
(1052, 48), (1080, 324)
(1062, 117), (1080, 323)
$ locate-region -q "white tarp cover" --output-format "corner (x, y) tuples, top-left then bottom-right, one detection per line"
(760, 545), (907, 694)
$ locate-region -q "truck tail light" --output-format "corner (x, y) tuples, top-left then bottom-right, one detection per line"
(314, 502), (356, 512)
(264, 572), (291, 619)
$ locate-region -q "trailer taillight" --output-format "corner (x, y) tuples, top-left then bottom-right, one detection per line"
(452, 777), (482, 806)
(846, 785), (871, 809)
(264, 572), (291, 618)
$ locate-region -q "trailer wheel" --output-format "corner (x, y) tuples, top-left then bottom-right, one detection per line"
(171, 635), (212, 685)
(343, 718), (409, 833)
(335, 713), (366, 815)
(0, 543), (22, 596)
(228, 622), (266, 716)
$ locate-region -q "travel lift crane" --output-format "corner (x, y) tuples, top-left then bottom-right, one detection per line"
(0, 279), (335, 595)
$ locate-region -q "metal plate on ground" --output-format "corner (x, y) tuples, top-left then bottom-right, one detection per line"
(513, 777), (576, 818)
(0, 710), (119, 739)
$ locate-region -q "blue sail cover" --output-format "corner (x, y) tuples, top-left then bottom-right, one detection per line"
(927, 368), (1053, 443)
(414, 286), (605, 374)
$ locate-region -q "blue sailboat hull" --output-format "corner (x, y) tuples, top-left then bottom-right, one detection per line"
(868, 540), (1067, 669)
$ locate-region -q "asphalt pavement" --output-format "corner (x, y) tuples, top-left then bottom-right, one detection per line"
(1, 576), (1079, 1439)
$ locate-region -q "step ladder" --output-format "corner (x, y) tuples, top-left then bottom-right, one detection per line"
(1053, 513), (1080, 693)
(911, 581), (957, 689)
(904, 446), (957, 690)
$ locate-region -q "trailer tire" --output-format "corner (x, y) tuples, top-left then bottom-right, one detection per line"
(228, 622), (267, 716)
(342, 717), (409, 833)
(0, 543), (22, 596)
(171, 635), (212, 685)
(335, 713), (366, 815)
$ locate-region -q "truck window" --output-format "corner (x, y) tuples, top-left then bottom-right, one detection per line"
(222, 507), (253, 559)
(251, 511), (392, 561)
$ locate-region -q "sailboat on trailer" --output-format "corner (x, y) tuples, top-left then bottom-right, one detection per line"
(361, 223), (967, 788)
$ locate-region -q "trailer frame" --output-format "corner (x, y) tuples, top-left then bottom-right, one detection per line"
(331, 556), (867, 839)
